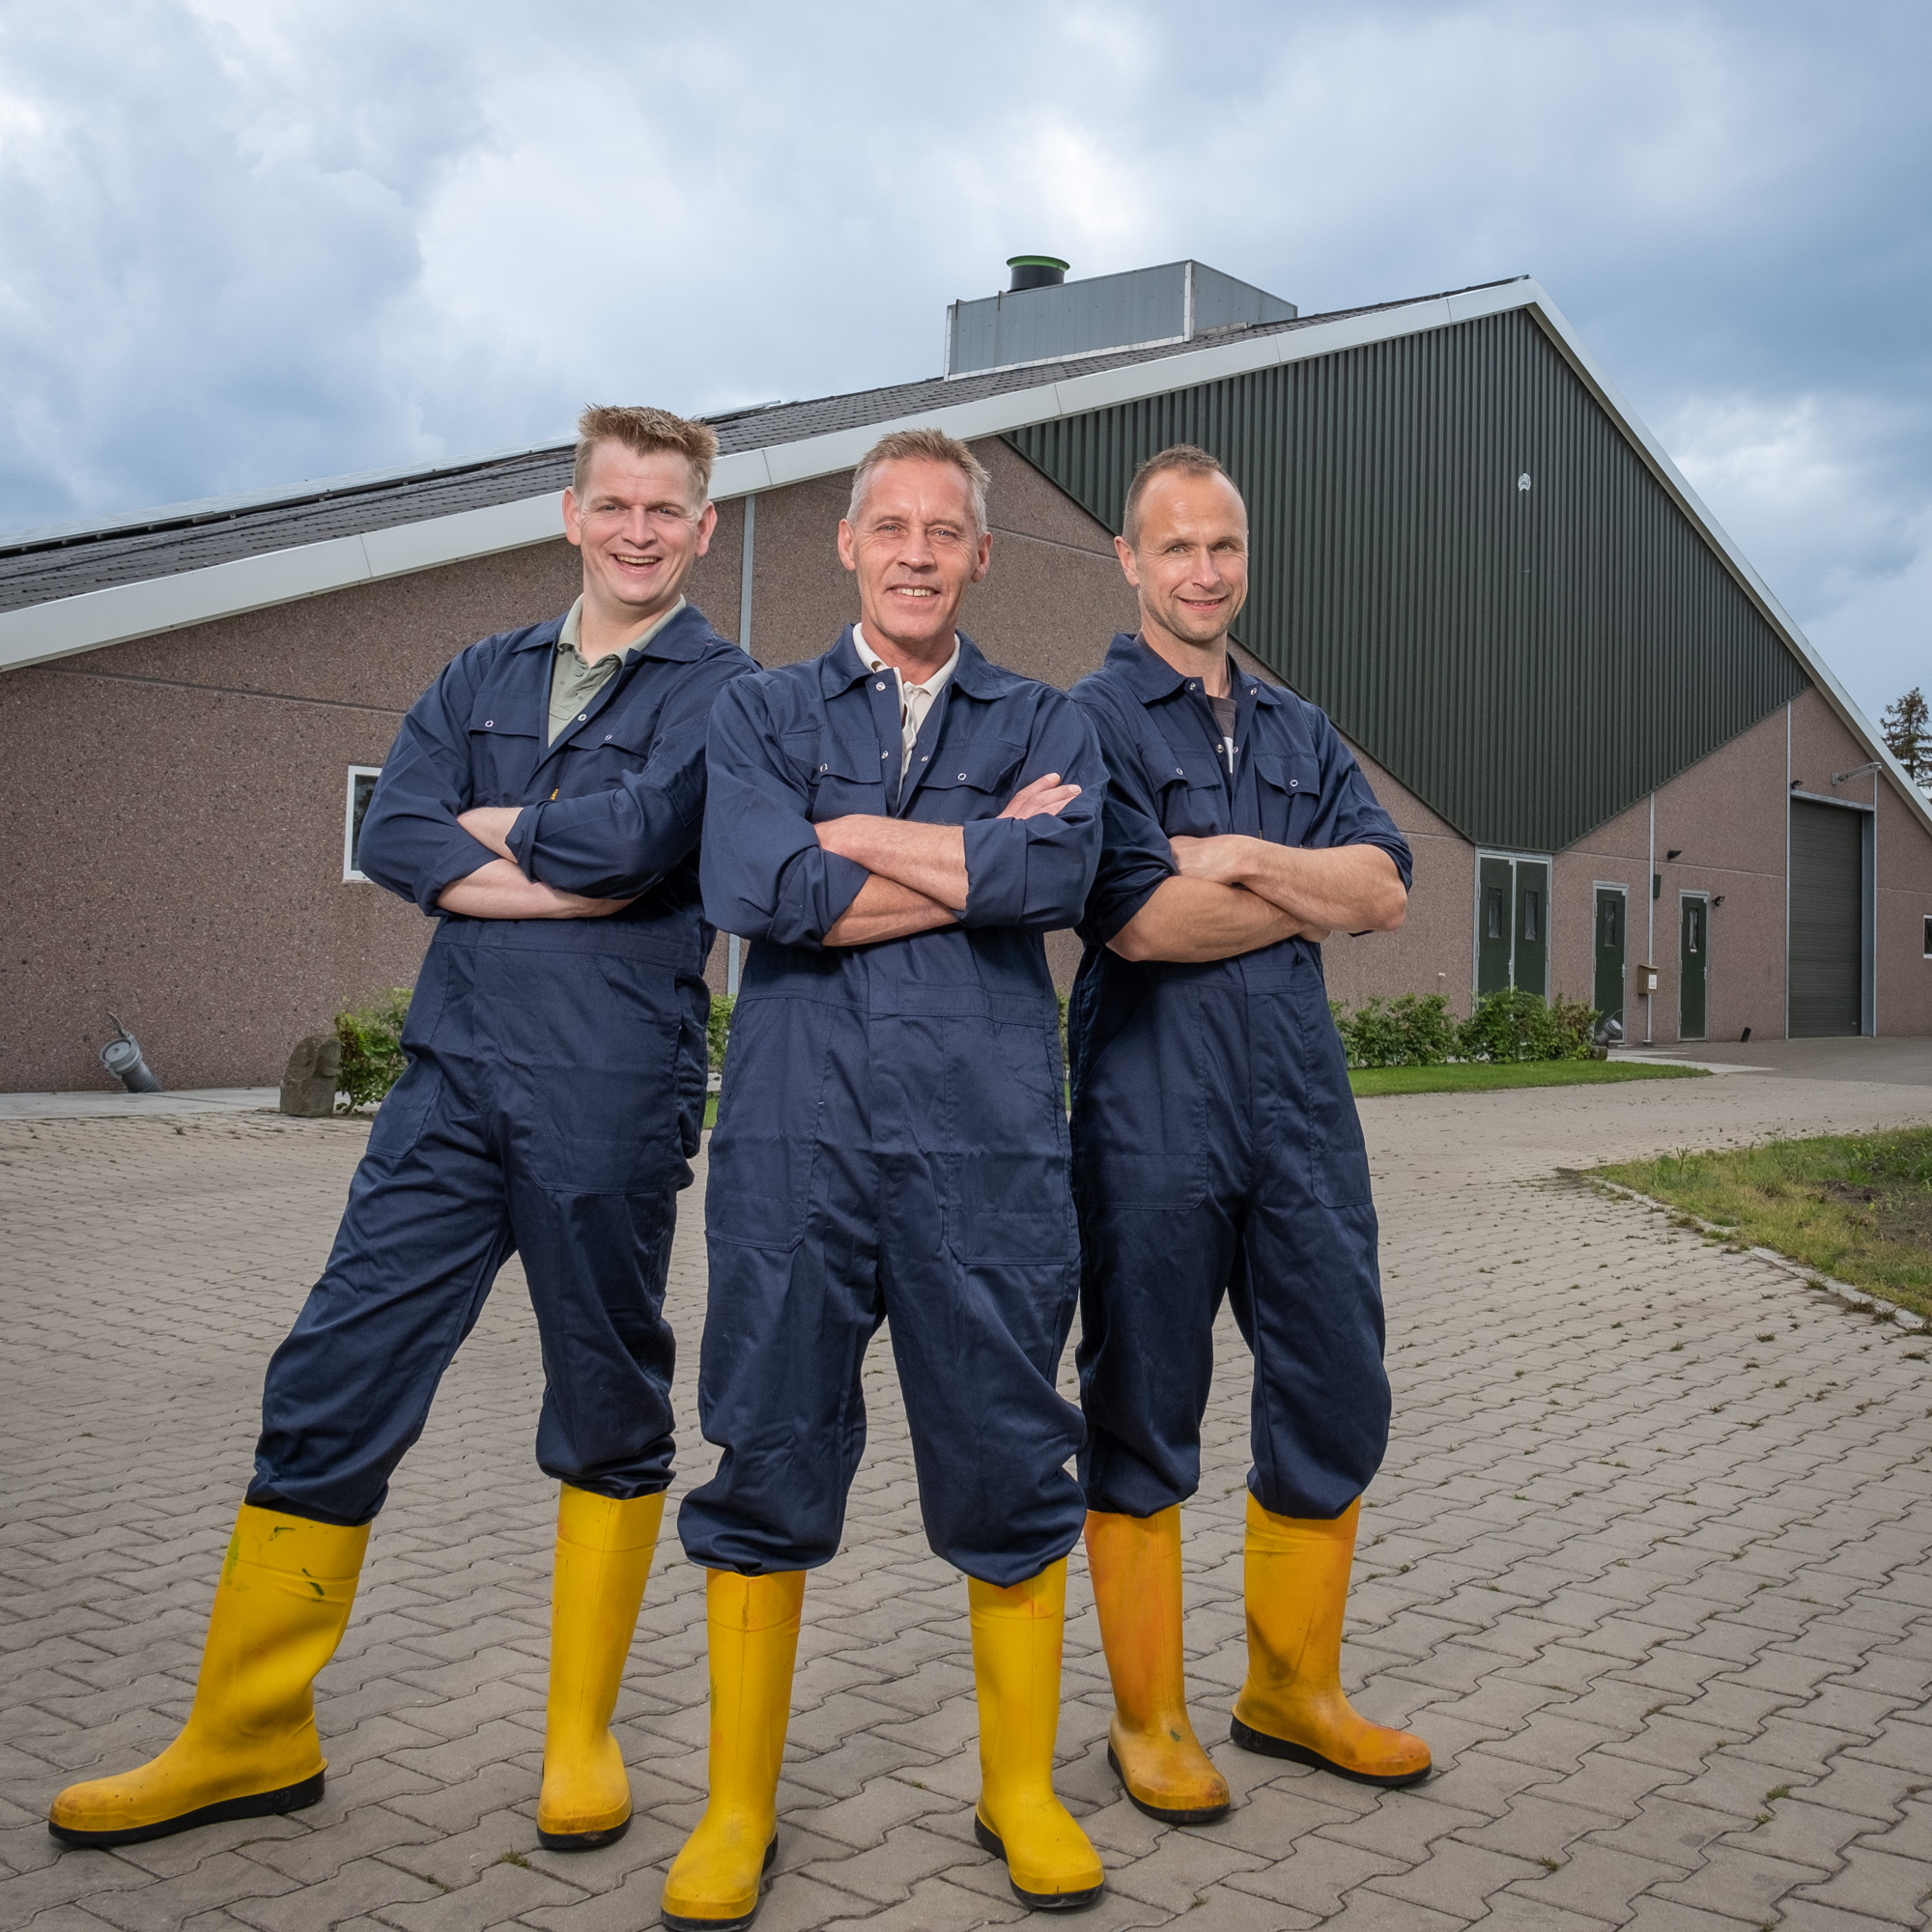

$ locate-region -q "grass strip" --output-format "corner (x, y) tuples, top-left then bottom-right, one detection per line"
(704, 1059), (1703, 1126)
(1592, 1127), (1932, 1321)
(1350, 1060), (1708, 1097)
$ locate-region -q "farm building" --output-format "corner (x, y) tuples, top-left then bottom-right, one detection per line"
(3, 257), (1928, 1094)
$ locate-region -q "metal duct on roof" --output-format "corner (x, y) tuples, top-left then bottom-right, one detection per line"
(946, 260), (1296, 378)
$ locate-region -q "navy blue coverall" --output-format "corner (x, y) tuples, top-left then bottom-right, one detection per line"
(679, 629), (1104, 1587)
(1067, 634), (1413, 1525)
(248, 606), (753, 1527)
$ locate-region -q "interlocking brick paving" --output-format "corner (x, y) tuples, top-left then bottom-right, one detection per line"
(3, 1070), (1929, 1931)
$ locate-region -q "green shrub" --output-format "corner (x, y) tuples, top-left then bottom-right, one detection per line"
(708, 993), (735, 1071)
(1332, 992), (1457, 1067)
(1457, 989), (1601, 1063)
(1388, 992), (1459, 1065)
(1548, 995), (1601, 1060)
(334, 986), (412, 1110)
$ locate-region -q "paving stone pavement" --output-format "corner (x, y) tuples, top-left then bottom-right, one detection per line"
(3, 1071), (1930, 1932)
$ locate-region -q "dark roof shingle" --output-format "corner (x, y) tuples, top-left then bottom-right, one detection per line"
(0, 279), (1521, 616)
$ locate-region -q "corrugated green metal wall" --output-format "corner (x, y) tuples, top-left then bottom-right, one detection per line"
(1005, 308), (1808, 854)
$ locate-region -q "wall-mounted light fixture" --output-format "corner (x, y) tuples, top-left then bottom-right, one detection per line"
(1833, 760), (1883, 783)
(1665, 848), (1682, 862)
(1713, 895), (1725, 909)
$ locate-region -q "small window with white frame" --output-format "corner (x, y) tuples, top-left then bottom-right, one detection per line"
(344, 766), (383, 881)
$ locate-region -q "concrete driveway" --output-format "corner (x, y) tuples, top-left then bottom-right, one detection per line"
(3, 1064), (1929, 1931)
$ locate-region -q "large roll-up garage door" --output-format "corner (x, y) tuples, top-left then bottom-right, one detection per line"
(1788, 800), (1865, 1037)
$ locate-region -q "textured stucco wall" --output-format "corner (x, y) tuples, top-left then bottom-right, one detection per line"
(1, 517), (748, 1094)
(16, 448), (1932, 1094)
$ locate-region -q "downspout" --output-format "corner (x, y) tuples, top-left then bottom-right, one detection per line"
(1646, 792), (1655, 1044)
(1784, 700), (1792, 1039)
(729, 495), (757, 1001)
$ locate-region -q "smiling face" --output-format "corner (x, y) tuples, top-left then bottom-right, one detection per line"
(562, 440), (716, 639)
(1117, 469), (1251, 658)
(837, 457), (991, 670)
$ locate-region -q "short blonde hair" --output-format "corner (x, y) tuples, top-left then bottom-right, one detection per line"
(1122, 444), (1239, 547)
(847, 427), (991, 538)
(573, 405), (719, 503)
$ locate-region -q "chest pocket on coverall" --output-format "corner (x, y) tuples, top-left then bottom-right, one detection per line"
(468, 689), (543, 800)
(1255, 753), (1323, 847)
(908, 735), (1025, 820)
(1154, 756), (1226, 840)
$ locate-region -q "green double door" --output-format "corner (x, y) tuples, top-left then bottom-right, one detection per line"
(1476, 855), (1549, 998)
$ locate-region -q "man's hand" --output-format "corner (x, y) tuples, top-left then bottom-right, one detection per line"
(999, 772), (1082, 820)
(457, 806), (523, 863)
(1169, 834), (1403, 934)
(437, 859), (635, 920)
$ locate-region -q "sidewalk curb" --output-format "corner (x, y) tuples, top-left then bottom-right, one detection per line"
(1585, 1176), (1930, 1335)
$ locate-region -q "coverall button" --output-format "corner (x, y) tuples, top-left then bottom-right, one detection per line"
(819, 763), (828, 773)
(483, 720), (494, 728)
(957, 772), (968, 781)
(578, 713), (587, 722)
(876, 681), (888, 691)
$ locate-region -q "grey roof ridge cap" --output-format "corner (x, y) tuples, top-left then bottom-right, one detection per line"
(1520, 284), (1932, 843)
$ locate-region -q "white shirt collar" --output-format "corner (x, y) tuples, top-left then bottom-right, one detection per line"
(853, 623), (960, 695)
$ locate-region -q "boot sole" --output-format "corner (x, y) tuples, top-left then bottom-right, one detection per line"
(973, 1814), (1104, 1912)
(1229, 1717), (1432, 1788)
(539, 1811), (632, 1852)
(47, 1770), (327, 1848)
(1105, 1747), (1231, 1826)
(661, 1834), (776, 1932)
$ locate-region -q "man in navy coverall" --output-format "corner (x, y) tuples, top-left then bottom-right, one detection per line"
(49, 407), (753, 1857)
(1067, 445), (1432, 1829)
(660, 430), (1106, 1929)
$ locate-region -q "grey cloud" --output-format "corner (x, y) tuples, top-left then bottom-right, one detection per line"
(0, 0), (1924, 710)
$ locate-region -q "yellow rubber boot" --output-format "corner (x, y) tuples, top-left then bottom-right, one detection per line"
(1231, 1496), (1431, 1787)
(1084, 1508), (1229, 1824)
(969, 1561), (1104, 1912)
(661, 1570), (805, 1932)
(537, 1486), (664, 1850)
(48, 1505), (369, 1847)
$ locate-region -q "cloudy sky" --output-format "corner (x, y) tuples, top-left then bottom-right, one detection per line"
(1, 0), (1925, 719)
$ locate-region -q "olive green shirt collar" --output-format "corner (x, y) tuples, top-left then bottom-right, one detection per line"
(549, 595), (685, 744)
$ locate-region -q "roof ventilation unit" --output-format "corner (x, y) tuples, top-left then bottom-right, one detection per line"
(945, 257), (1296, 380)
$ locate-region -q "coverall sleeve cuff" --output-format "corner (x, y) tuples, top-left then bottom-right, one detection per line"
(505, 803), (542, 876)
(1092, 867), (1175, 946)
(420, 830), (507, 913)
(818, 850), (870, 939)
(959, 816), (1025, 928)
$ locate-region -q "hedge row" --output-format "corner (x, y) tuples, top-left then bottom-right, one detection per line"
(1330, 988), (1601, 1067)
(333, 982), (1603, 1110)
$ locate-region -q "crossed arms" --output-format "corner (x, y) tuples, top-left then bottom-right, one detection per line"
(815, 774), (1081, 946)
(1109, 837), (1406, 963)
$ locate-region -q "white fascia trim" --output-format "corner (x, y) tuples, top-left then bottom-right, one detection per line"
(1519, 291), (1932, 840)
(0, 283), (1523, 676)
(0, 492), (565, 675)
